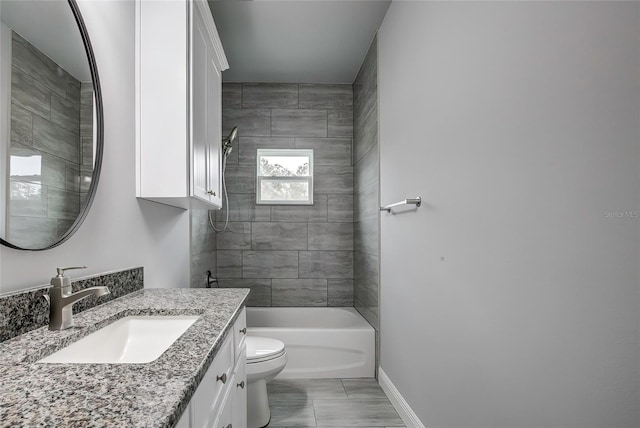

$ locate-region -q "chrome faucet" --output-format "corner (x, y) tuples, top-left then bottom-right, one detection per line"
(48, 266), (110, 331)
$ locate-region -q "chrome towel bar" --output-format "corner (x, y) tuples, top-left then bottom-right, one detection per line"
(380, 196), (422, 213)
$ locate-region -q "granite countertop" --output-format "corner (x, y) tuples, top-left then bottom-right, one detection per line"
(0, 288), (249, 427)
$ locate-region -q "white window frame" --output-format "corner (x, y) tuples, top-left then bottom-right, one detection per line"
(256, 149), (314, 205)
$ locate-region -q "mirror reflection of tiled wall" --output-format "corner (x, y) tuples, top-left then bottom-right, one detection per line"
(8, 32), (91, 248)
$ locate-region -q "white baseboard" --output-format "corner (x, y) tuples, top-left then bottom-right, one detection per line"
(379, 367), (426, 428)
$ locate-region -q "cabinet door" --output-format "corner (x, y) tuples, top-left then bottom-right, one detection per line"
(192, 336), (234, 428)
(190, 1), (211, 203)
(232, 352), (247, 428)
(212, 381), (233, 428)
(175, 404), (190, 428)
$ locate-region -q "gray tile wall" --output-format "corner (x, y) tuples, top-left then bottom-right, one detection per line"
(7, 32), (84, 248)
(190, 207), (217, 288)
(353, 38), (380, 334)
(219, 83), (354, 307)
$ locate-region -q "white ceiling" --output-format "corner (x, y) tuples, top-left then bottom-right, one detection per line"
(208, 0), (390, 84)
(0, 0), (90, 82)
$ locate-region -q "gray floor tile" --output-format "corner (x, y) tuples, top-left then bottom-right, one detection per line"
(269, 378), (347, 400)
(269, 399), (317, 427)
(341, 379), (388, 399)
(313, 399), (404, 427)
(265, 378), (405, 428)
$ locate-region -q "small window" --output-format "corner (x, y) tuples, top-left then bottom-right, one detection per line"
(256, 149), (313, 205)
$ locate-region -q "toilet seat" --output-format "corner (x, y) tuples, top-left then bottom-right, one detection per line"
(246, 336), (285, 364)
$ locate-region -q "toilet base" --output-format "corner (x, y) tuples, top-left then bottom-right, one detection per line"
(248, 378), (271, 428)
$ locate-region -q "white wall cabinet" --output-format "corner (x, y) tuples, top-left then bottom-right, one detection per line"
(135, 0), (228, 210)
(179, 308), (247, 428)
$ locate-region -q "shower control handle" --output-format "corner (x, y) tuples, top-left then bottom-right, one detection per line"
(216, 373), (227, 384)
(237, 381), (245, 389)
(239, 327), (247, 334)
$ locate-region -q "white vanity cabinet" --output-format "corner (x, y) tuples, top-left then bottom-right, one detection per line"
(179, 308), (247, 428)
(135, 0), (228, 210)
(231, 353), (248, 428)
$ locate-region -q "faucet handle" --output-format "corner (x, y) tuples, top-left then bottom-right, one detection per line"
(56, 266), (87, 277)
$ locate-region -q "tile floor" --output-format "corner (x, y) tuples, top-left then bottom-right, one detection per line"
(266, 378), (405, 427)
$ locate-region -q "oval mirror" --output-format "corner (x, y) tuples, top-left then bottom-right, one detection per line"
(0, 0), (103, 250)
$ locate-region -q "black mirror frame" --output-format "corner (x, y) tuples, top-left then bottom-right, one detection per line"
(0, 0), (104, 251)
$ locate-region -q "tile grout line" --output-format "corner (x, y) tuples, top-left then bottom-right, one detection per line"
(340, 378), (350, 400)
(311, 397), (319, 427)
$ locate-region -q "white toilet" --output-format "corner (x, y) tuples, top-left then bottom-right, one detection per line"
(245, 336), (287, 428)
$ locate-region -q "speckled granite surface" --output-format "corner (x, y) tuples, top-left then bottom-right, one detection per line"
(0, 267), (144, 342)
(0, 288), (249, 427)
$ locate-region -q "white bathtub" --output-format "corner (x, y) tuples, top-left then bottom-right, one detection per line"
(246, 307), (375, 379)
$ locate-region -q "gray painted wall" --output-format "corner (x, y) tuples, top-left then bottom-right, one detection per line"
(378, 2), (640, 427)
(0, 0), (190, 294)
(218, 82), (354, 307)
(353, 37), (380, 333)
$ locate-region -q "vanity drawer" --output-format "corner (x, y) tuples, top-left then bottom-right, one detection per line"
(233, 307), (247, 361)
(192, 333), (234, 428)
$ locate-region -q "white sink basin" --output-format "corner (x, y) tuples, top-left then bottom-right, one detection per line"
(38, 315), (200, 364)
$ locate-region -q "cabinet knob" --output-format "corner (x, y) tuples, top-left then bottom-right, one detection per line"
(239, 327), (247, 335)
(237, 381), (245, 389)
(207, 190), (216, 196)
(216, 373), (227, 384)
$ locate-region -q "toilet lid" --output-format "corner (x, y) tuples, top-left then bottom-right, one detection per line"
(246, 336), (286, 363)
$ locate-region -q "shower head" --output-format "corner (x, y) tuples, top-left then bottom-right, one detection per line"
(223, 127), (238, 145)
(222, 127), (238, 158)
